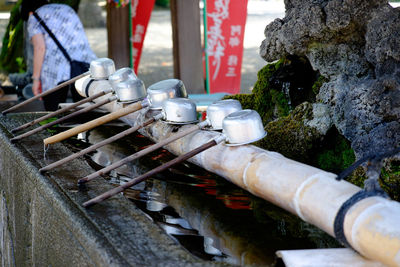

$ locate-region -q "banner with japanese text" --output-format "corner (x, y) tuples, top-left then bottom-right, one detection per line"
(130, 0), (155, 73)
(204, 0), (248, 94)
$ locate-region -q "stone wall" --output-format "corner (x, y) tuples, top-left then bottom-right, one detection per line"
(0, 113), (215, 266)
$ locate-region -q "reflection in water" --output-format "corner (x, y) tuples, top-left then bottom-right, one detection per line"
(69, 126), (339, 265)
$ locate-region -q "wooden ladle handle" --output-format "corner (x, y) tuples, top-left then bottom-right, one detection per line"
(2, 71), (90, 115)
(43, 101), (144, 145)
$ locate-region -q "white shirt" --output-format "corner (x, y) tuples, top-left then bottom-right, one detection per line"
(28, 4), (97, 92)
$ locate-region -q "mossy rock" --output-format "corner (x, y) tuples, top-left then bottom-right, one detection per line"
(345, 160), (400, 201)
(312, 75), (329, 96)
(225, 55), (398, 200)
(224, 59), (288, 125)
(380, 160), (400, 201)
(315, 129), (355, 173)
(224, 55), (325, 125)
(254, 102), (323, 163)
(249, 101), (356, 174)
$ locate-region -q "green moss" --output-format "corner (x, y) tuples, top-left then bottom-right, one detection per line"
(224, 59), (288, 124)
(315, 131), (355, 173)
(379, 160), (400, 201)
(224, 55), (323, 125)
(312, 74), (328, 96)
(254, 102), (322, 163)
(343, 160), (400, 201)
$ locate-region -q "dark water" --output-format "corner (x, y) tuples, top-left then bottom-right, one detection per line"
(66, 124), (340, 266)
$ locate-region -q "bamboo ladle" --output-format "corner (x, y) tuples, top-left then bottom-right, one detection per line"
(77, 99), (242, 184)
(39, 97), (198, 173)
(43, 79), (148, 146)
(42, 78), (188, 146)
(11, 91), (115, 142)
(11, 88), (112, 134)
(11, 67), (139, 141)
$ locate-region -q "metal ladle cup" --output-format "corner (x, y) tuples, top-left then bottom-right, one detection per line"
(161, 98), (198, 124)
(222, 109), (267, 145)
(114, 79), (146, 103)
(205, 99), (242, 130)
(147, 79), (187, 110)
(108, 68), (137, 89)
(89, 58), (116, 80)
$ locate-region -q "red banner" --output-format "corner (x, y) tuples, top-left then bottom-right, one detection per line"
(204, 0), (248, 94)
(130, 0), (155, 73)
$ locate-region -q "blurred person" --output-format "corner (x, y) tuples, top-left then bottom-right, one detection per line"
(20, 0), (96, 111)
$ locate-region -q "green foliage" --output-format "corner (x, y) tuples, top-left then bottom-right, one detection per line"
(155, 0), (169, 7)
(39, 117), (59, 133)
(0, 0), (25, 73)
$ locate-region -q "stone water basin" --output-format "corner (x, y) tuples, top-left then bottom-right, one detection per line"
(0, 112), (339, 266)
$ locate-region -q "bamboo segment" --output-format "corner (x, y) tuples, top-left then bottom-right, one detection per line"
(276, 248), (384, 266)
(2, 71), (89, 115)
(11, 90), (111, 133)
(82, 139), (218, 208)
(11, 96), (117, 142)
(77, 121), (208, 184)
(39, 116), (157, 173)
(43, 101), (145, 145)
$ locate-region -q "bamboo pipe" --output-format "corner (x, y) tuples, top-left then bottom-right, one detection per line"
(82, 136), (224, 208)
(43, 99), (149, 145)
(134, 124), (400, 267)
(276, 248), (383, 266)
(11, 89), (113, 133)
(77, 120), (209, 184)
(1, 71), (89, 115)
(39, 113), (163, 173)
(11, 96), (117, 143)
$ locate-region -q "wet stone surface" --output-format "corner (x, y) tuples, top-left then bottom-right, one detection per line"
(0, 113), (214, 266)
(0, 113), (340, 266)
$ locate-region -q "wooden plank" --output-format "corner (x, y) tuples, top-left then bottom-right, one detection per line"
(170, 0), (205, 94)
(107, 4), (130, 69)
